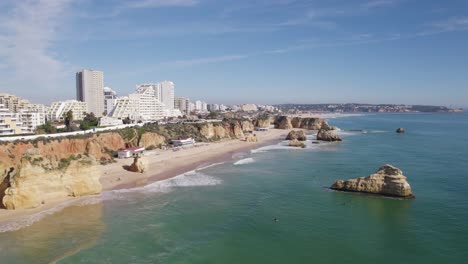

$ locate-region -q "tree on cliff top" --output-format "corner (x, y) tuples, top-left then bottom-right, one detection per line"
(64, 110), (74, 132)
(35, 122), (57, 134)
(79, 112), (99, 130)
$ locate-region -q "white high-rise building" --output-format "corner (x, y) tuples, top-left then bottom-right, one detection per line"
(175, 97), (190, 115)
(108, 96), (140, 120)
(76, 69), (105, 116)
(188, 102), (195, 114)
(109, 86), (165, 121)
(134, 85), (165, 120)
(136, 82), (176, 117)
(195, 100), (203, 111)
(159, 81), (175, 112)
(47, 100), (88, 122)
(104, 86), (117, 115)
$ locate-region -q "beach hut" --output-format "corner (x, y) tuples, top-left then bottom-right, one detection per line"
(118, 146), (145, 159)
(171, 138), (195, 147)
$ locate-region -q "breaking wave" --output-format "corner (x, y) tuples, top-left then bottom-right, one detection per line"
(234, 158), (255, 165)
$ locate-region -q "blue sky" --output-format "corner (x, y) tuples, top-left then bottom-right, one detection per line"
(0, 0), (467, 107)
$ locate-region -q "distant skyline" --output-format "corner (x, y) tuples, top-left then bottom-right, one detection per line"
(0, 0), (467, 107)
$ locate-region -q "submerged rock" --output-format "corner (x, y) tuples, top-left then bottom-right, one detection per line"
(331, 164), (414, 198)
(317, 129), (342, 142)
(396, 128), (405, 133)
(286, 130), (307, 141)
(289, 139), (306, 148)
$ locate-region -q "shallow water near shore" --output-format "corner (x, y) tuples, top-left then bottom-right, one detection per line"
(1, 113), (468, 263)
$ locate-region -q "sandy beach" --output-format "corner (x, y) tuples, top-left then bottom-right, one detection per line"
(0, 128), (288, 227)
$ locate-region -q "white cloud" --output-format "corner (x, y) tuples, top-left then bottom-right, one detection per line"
(418, 17), (468, 36)
(0, 0), (73, 103)
(166, 55), (247, 67)
(126, 0), (199, 8)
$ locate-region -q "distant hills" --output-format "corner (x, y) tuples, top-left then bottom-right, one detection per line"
(275, 104), (464, 113)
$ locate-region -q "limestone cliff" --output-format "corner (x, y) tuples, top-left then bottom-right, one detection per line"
(0, 133), (125, 209)
(2, 156), (101, 209)
(255, 117), (273, 128)
(139, 132), (166, 149)
(199, 121), (247, 140)
(274, 116), (332, 130)
(331, 164), (414, 198)
(0, 120), (258, 209)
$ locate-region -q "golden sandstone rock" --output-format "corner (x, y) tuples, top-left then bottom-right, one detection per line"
(331, 164), (414, 198)
(2, 156), (102, 209)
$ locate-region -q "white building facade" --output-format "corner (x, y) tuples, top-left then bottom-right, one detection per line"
(0, 104), (23, 135)
(47, 100), (88, 122)
(76, 69), (105, 116)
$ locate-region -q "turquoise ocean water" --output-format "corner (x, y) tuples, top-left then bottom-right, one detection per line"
(1, 113), (467, 263)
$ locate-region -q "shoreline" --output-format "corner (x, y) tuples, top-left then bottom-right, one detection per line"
(0, 129), (288, 230)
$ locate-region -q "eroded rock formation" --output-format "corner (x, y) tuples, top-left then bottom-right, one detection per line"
(331, 164), (414, 198)
(286, 130), (307, 141)
(127, 156), (147, 173)
(289, 139), (306, 148)
(2, 156), (101, 209)
(317, 129), (342, 142)
(275, 116), (333, 130)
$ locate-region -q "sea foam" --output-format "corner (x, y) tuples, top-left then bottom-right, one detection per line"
(234, 158), (255, 165)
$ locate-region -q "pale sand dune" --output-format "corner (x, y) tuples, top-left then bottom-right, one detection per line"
(0, 129), (287, 225)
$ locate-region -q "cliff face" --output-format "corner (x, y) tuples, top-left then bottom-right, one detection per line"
(0, 120), (258, 209)
(254, 118), (273, 128)
(2, 156), (101, 209)
(199, 121), (246, 140)
(274, 116), (332, 130)
(0, 133), (125, 209)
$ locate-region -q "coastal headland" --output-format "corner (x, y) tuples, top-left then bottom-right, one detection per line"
(0, 114), (348, 225)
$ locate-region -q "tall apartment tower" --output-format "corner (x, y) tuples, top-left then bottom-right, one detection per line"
(159, 81), (175, 111)
(76, 69), (105, 115)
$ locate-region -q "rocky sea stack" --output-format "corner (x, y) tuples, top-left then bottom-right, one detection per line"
(331, 164), (414, 198)
(286, 130), (307, 141)
(127, 156), (147, 173)
(317, 129), (342, 142)
(289, 139), (306, 148)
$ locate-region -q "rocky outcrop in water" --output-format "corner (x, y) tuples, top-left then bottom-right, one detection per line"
(316, 130), (342, 141)
(127, 156), (147, 173)
(286, 130), (307, 141)
(289, 139), (306, 148)
(331, 164), (414, 198)
(396, 128), (405, 133)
